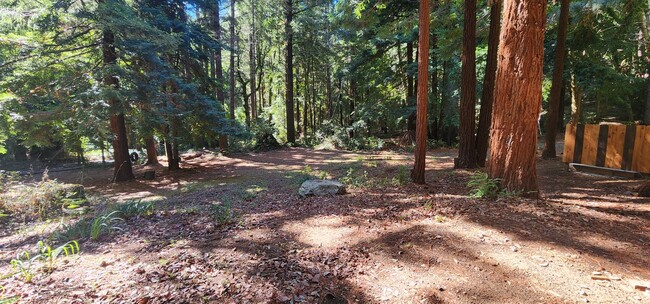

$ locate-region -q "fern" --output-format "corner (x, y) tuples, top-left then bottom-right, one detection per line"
(467, 172), (501, 198)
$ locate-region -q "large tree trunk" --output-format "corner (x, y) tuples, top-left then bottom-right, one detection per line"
(412, 0), (430, 184)
(229, 0), (236, 131)
(475, 0), (502, 167)
(284, 0), (296, 143)
(487, 0), (547, 197)
(542, 0), (570, 159)
(456, 0), (478, 169)
(103, 29), (134, 182)
(144, 135), (159, 165)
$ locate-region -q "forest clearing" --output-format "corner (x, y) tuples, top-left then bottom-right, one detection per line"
(1, 0), (650, 302)
(1, 147), (649, 303)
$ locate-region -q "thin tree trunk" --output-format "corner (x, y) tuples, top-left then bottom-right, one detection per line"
(475, 0), (502, 166)
(570, 71), (582, 124)
(456, 0), (478, 169)
(412, 0), (430, 184)
(487, 0), (547, 197)
(542, 0), (570, 159)
(406, 41), (416, 134)
(284, 0), (296, 143)
(103, 27), (134, 182)
(249, 0), (257, 122)
(229, 0), (236, 130)
(215, 0), (228, 151)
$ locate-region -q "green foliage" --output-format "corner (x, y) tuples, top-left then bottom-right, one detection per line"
(340, 168), (371, 188)
(89, 211), (124, 241)
(9, 240), (79, 283)
(111, 200), (153, 219)
(391, 165), (410, 186)
(53, 211), (124, 242)
(0, 175), (87, 221)
(210, 201), (237, 226)
(467, 172), (501, 199)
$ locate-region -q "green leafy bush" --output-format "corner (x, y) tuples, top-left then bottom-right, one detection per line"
(111, 200), (153, 218)
(391, 165), (410, 186)
(210, 201), (237, 225)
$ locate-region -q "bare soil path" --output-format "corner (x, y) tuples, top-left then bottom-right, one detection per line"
(1, 147), (649, 303)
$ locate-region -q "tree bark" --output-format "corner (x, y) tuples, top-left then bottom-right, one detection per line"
(487, 0), (547, 197)
(570, 71), (582, 124)
(406, 41), (416, 134)
(456, 0), (478, 169)
(229, 0), (236, 131)
(284, 0), (296, 143)
(542, 0), (570, 159)
(215, 0), (228, 151)
(249, 0), (257, 122)
(412, 0), (430, 184)
(103, 28), (134, 182)
(475, 0), (502, 166)
(144, 135), (159, 165)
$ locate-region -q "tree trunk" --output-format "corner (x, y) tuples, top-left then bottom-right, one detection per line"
(103, 28), (134, 182)
(475, 0), (502, 166)
(487, 0), (547, 197)
(542, 0), (570, 159)
(249, 0), (257, 122)
(144, 135), (159, 165)
(456, 0), (478, 169)
(406, 41), (416, 134)
(570, 71), (582, 124)
(229, 0), (236, 130)
(214, 0), (228, 151)
(284, 0), (296, 143)
(412, 0), (430, 184)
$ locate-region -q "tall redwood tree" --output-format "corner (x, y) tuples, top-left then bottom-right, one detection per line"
(542, 0), (570, 159)
(475, 0), (501, 166)
(412, 0), (430, 184)
(488, 0), (547, 197)
(456, 0), (478, 169)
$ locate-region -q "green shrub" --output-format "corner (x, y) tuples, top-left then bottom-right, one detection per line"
(340, 168), (370, 188)
(90, 211), (124, 240)
(53, 211), (124, 242)
(391, 165), (410, 186)
(467, 172), (501, 198)
(111, 200), (153, 219)
(210, 201), (237, 225)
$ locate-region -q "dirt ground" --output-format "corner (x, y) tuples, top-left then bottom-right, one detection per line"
(1, 147), (649, 303)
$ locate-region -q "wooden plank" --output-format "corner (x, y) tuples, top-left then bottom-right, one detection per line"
(573, 124), (585, 163)
(622, 125), (636, 171)
(581, 124), (599, 166)
(631, 125), (650, 174)
(604, 124), (626, 169)
(569, 163), (642, 179)
(563, 124), (576, 163)
(596, 125), (609, 167)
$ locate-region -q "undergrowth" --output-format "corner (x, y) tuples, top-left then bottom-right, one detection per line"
(8, 240), (79, 283)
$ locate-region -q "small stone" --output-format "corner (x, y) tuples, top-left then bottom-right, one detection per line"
(540, 262), (549, 267)
(298, 180), (346, 197)
(510, 246), (518, 252)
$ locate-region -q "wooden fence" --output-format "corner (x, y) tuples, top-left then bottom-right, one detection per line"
(563, 124), (650, 174)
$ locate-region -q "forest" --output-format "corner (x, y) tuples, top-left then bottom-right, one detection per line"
(1, 0), (649, 303)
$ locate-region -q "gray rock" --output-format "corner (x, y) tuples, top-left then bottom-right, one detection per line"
(299, 180), (346, 197)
